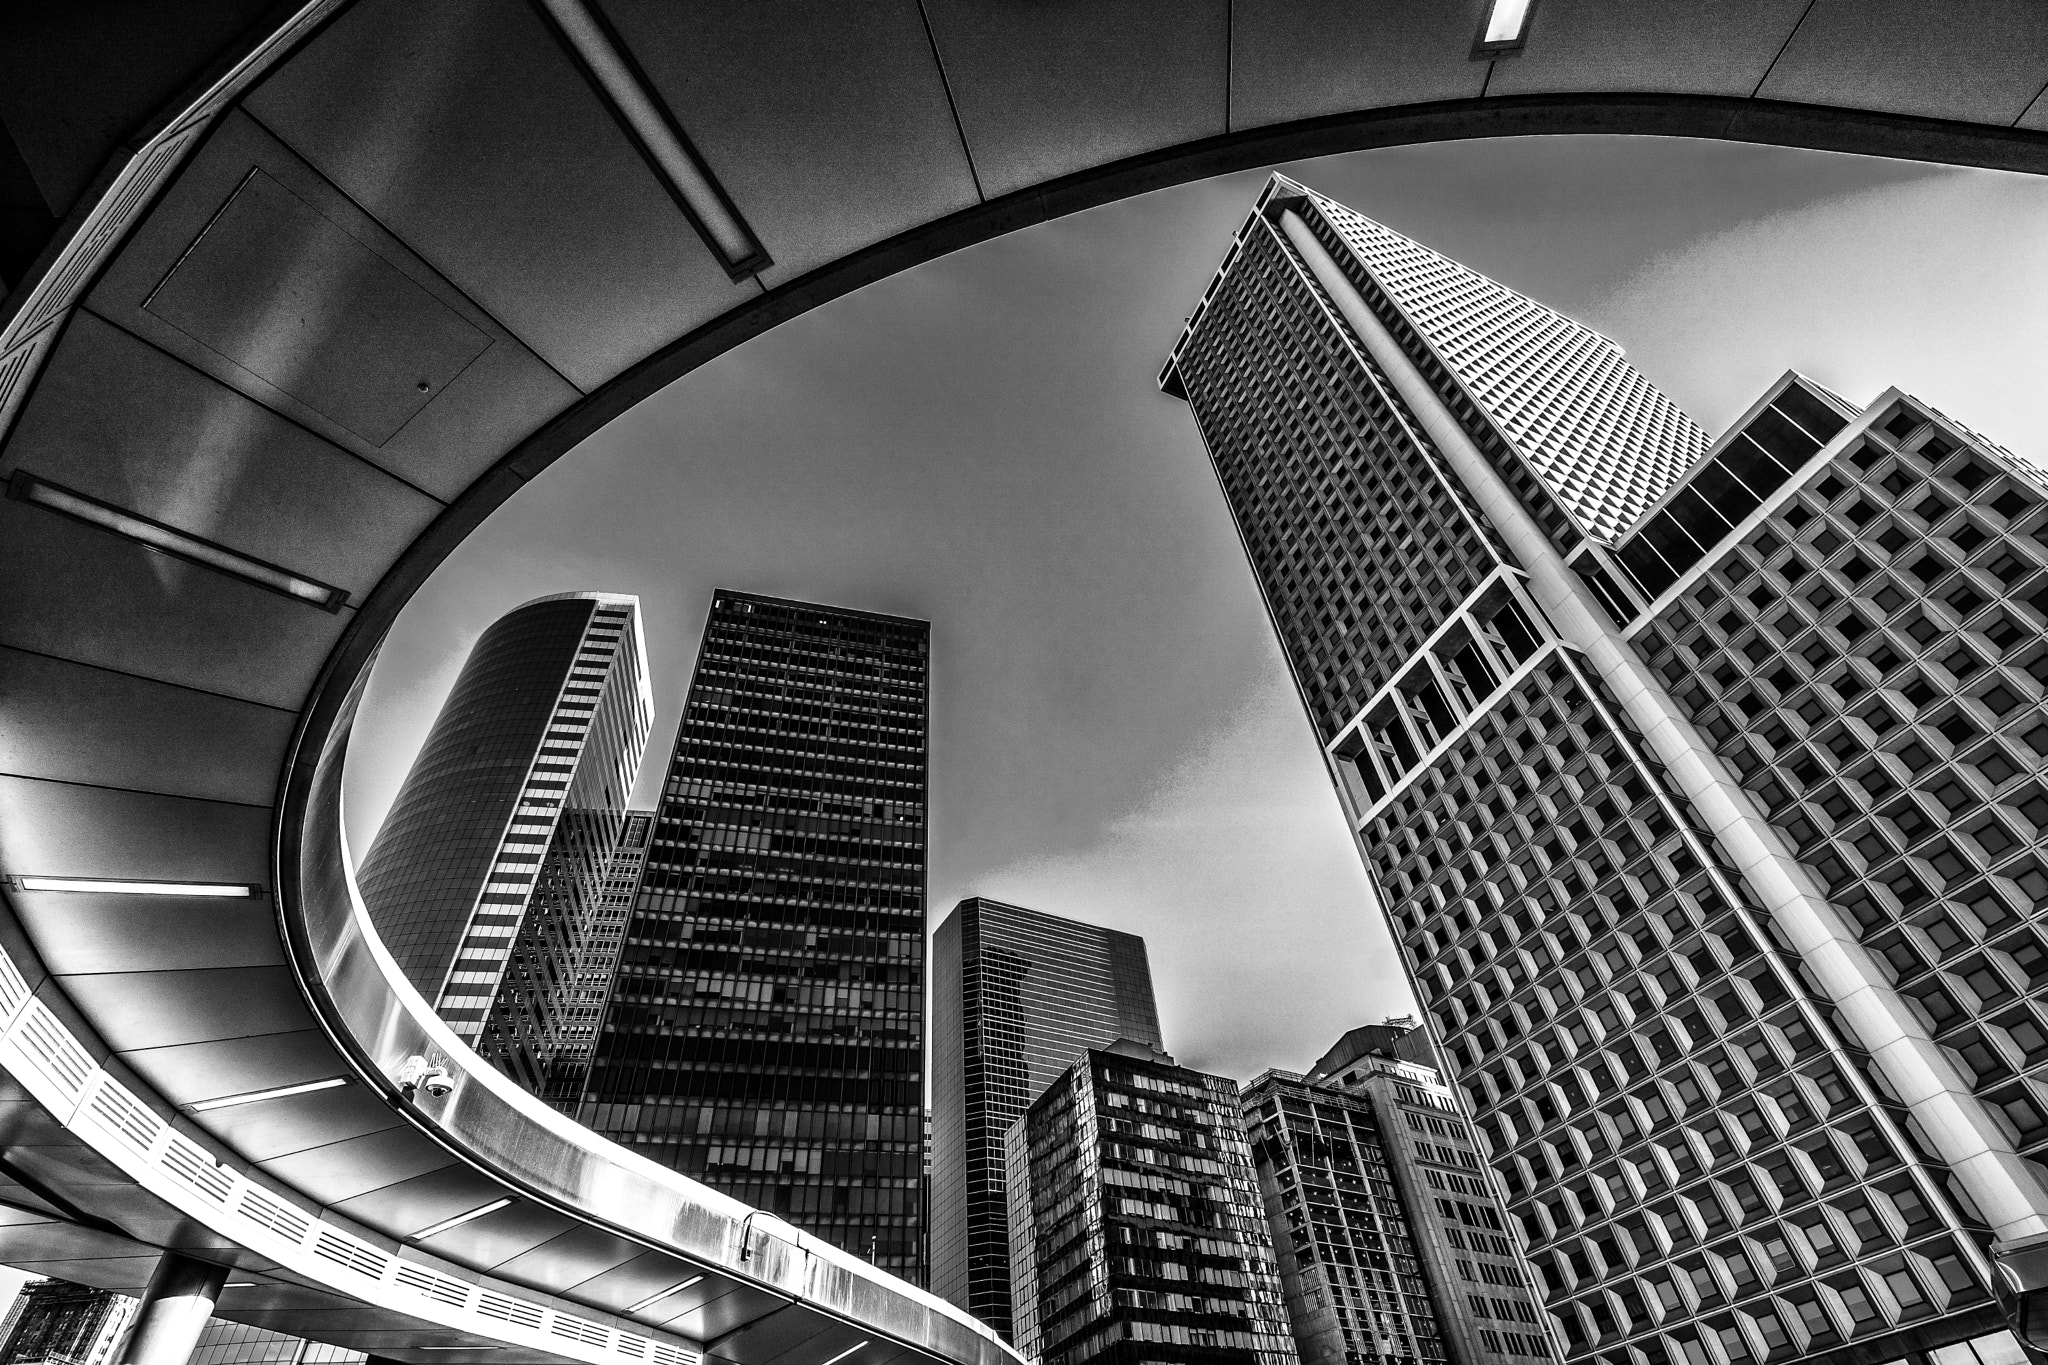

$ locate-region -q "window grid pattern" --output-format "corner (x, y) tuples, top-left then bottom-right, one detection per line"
(932, 899), (1166, 1341)
(1174, 217), (1509, 740)
(1242, 1073), (1473, 1365)
(580, 591), (929, 1283)
(1373, 652), (1995, 1365)
(1302, 188), (1709, 544)
(1635, 402), (2048, 1153)
(1008, 1051), (1297, 1365)
(1168, 176), (2011, 1365)
(540, 807), (656, 1107)
(189, 1320), (364, 1365)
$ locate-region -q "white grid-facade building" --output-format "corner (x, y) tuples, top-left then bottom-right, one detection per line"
(1161, 175), (2048, 1365)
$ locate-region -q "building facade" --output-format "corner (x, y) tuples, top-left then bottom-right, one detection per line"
(1241, 1071), (1455, 1365)
(576, 590), (930, 1282)
(186, 1320), (364, 1365)
(1308, 1034), (1556, 1365)
(0, 1282), (133, 1365)
(541, 808), (657, 1107)
(1007, 1040), (1297, 1365)
(356, 592), (652, 1093)
(1162, 176), (2043, 1365)
(931, 897), (1165, 1339)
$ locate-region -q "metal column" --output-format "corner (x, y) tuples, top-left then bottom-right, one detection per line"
(115, 1252), (228, 1365)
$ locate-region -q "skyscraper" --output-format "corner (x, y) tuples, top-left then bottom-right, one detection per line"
(577, 590), (930, 1282)
(0, 1281), (133, 1365)
(356, 592), (652, 1094)
(931, 897), (1165, 1338)
(542, 808), (657, 1107)
(1163, 176), (2041, 1365)
(1286, 1026), (1556, 1365)
(1006, 1040), (1298, 1365)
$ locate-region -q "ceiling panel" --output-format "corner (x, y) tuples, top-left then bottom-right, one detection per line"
(144, 170), (494, 448)
(12, 887), (283, 975)
(2, 309), (443, 599)
(58, 965), (313, 1052)
(1757, 0), (2048, 123)
(660, 1278), (789, 1341)
(327, 1164), (513, 1235)
(243, 0), (758, 391)
(121, 1032), (353, 1106)
(716, 1305), (859, 1365)
(489, 1222), (644, 1287)
(0, 502), (351, 710)
(595, 0), (978, 287)
(85, 111), (578, 502)
(1489, 0), (1812, 97)
(546, 1248), (706, 1310)
(431, 1199), (584, 1271)
(0, 646), (293, 807)
(1230, 0), (1488, 130)
(0, 776), (270, 886)
(257, 1127), (457, 1207)
(922, 0), (1229, 199)
(185, 1085), (409, 1165)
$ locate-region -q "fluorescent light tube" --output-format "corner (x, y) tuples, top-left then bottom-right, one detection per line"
(533, 0), (763, 273)
(8, 472), (346, 610)
(1482, 0), (1533, 43)
(412, 1198), (513, 1240)
(628, 1276), (705, 1313)
(820, 1342), (869, 1365)
(16, 876), (255, 897)
(190, 1077), (349, 1111)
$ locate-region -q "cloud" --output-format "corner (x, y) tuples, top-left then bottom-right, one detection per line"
(1591, 169), (2048, 452)
(959, 683), (1416, 1082)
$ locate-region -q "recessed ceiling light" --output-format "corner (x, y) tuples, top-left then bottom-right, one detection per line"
(820, 1341), (868, 1365)
(628, 1275), (705, 1313)
(7, 471), (346, 611)
(14, 876), (257, 898)
(1475, 0), (1536, 52)
(532, 0), (765, 276)
(190, 1077), (349, 1112)
(411, 1198), (513, 1240)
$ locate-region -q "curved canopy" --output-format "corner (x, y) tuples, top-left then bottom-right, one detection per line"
(0, 0), (2046, 1361)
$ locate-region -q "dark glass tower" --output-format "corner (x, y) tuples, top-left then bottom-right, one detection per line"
(542, 808), (656, 1107)
(1163, 176), (2043, 1365)
(356, 592), (652, 1093)
(579, 589), (930, 1282)
(1006, 1040), (1297, 1365)
(931, 897), (1164, 1338)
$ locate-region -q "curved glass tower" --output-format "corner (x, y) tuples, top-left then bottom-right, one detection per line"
(356, 591), (652, 1094)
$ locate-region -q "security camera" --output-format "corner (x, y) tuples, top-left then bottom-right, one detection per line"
(396, 1055), (455, 1101)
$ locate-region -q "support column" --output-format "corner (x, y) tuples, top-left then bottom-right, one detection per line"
(116, 1252), (227, 1365)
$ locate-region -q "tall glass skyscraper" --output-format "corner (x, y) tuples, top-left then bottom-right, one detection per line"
(577, 590), (930, 1282)
(1163, 176), (2047, 1365)
(357, 592), (652, 1094)
(931, 897), (1165, 1338)
(542, 808), (656, 1107)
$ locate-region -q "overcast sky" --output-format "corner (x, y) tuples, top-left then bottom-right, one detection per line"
(343, 136), (2048, 1083)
